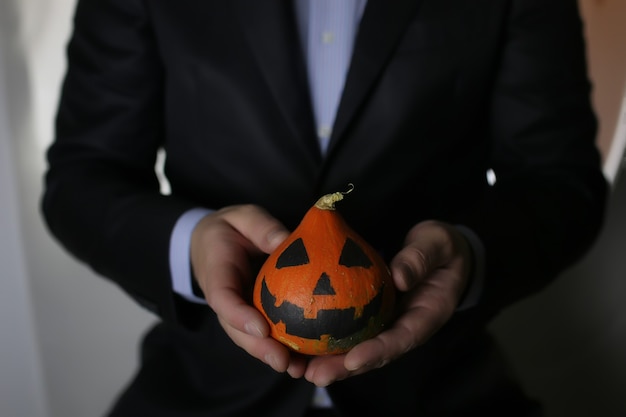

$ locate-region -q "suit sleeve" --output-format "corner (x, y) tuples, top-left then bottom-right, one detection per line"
(458, 0), (608, 313)
(41, 0), (204, 327)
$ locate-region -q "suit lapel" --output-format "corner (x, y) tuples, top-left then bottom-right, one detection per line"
(236, 1), (321, 160)
(236, 0), (424, 163)
(329, 0), (424, 152)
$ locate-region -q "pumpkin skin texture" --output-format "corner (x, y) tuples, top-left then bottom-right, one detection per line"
(252, 187), (395, 356)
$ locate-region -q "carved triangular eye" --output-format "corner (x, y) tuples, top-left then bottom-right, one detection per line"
(313, 273), (336, 295)
(276, 238), (310, 268)
(339, 238), (373, 268)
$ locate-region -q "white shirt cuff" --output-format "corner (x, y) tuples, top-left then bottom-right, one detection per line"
(454, 225), (485, 311)
(169, 208), (212, 304)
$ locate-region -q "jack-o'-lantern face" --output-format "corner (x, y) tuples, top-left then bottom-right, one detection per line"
(252, 201), (395, 356)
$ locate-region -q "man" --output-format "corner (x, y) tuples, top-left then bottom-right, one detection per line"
(42, 0), (608, 416)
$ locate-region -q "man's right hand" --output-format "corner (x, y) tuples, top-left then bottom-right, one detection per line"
(190, 204), (308, 378)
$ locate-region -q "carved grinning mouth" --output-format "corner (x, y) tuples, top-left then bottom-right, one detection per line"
(260, 277), (384, 341)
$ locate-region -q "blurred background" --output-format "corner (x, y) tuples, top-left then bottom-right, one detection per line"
(1, 1), (624, 416)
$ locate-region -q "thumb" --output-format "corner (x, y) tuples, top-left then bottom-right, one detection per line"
(221, 205), (290, 254)
(390, 221), (450, 292)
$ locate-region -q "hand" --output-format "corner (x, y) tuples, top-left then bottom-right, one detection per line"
(190, 204), (308, 377)
(303, 220), (473, 386)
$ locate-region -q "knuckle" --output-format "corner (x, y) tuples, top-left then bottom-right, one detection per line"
(405, 246), (431, 276)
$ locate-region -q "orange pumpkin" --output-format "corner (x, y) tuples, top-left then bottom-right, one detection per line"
(252, 185), (395, 355)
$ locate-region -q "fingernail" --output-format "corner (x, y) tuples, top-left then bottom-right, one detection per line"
(346, 361), (367, 372)
(286, 363), (301, 379)
(401, 264), (417, 289)
(268, 229), (288, 248)
(376, 359), (389, 369)
(265, 354), (279, 371)
(316, 378), (334, 388)
(244, 321), (264, 338)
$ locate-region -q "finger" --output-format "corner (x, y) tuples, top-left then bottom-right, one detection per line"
(207, 284), (269, 337)
(390, 222), (452, 291)
(286, 354), (308, 379)
(344, 304), (443, 373)
(195, 223), (270, 337)
(304, 354), (351, 387)
(345, 266), (459, 373)
(391, 245), (447, 292)
(220, 318), (292, 373)
(200, 249), (270, 337)
(220, 204), (290, 254)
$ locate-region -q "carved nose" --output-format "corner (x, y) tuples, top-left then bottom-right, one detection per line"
(313, 273), (336, 295)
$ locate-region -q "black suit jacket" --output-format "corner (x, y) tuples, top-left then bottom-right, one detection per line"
(43, 0), (608, 416)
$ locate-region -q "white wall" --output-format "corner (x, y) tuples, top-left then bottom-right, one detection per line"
(0, 1), (156, 416)
(0, 0), (624, 416)
(579, 0), (626, 181)
(0, 10), (48, 415)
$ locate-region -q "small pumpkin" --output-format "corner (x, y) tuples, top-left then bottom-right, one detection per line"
(252, 185), (395, 355)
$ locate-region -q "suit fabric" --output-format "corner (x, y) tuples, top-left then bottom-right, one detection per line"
(43, 0), (608, 416)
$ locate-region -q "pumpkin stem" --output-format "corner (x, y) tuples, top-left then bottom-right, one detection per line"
(315, 183), (354, 210)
